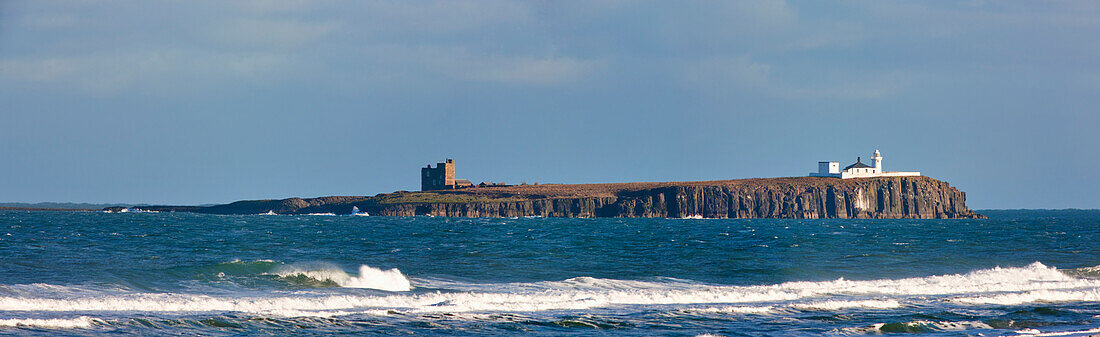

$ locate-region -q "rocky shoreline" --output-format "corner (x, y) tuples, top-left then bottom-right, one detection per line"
(104, 176), (984, 219)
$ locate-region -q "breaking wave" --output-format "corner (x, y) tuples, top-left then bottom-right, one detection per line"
(834, 320), (995, 334)
(790, 299), (901, 311)
(152, 260), (412, 291)
(1060, 264), (1100, 279)
(270, 263), (412, 291)
(0, 316), (102, 329)
(2, 262), (1099, 319)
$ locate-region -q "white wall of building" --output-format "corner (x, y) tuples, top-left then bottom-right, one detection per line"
(810, 161), (841, 177)
(810, 150), (921, 179)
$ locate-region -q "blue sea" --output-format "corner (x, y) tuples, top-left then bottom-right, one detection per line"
(2, 210), (1100, 336)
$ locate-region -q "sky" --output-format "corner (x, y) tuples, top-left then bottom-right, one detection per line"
(1, 1), (1098, 209)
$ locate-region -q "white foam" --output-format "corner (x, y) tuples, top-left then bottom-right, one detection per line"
(110, 208), (157, 213)
(272, 264), (412, 291)
(1076, 265), (1100, 274)
(1001, 327), (1100, 336)
(836, 320), (995, 335)
(3, 262), (1100, 318)
(0, 316), (101, 329)
(350, 206), (369, 216)
(685, 305), (774, 314)
(686, 299), (898, 315)
(791, 299), (901, 311)
(342, 265), (411, 291)
(0, 294), (389, 317)
(952, 288), (1100, 306)
(925, 320), (994, 331)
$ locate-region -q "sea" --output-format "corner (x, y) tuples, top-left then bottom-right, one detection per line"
(1, 210), (1099, 336)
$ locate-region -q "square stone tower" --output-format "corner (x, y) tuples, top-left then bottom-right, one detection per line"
(421, 159), (456, 191)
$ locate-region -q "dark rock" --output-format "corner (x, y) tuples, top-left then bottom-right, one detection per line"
(353, 177), (983, 219)
(104, 177), (984, 219)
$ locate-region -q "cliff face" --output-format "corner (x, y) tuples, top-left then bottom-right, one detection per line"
(357, 177), (982, 219)
(111, 176), (983, 219)
(200, 196), (367, 215)
(361, 197), (620, 218)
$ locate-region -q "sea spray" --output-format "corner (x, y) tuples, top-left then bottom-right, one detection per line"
(270, 263), (412, 291)
(341, 265), (412, 291)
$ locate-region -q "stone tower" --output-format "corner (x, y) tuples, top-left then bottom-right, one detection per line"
(421, 159), (456, 191)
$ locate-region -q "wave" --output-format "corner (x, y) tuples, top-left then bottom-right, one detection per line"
(270, 263), (411, 291)
(790, 299), (901, 311)
(2, 262), (1099, 318)
(350, 206), (369, 216)
(103, 208), (158, 214)
(834, 320), (995, 335)
(1007, 327), (1100, 337)
(1060, 264), (1100, 279)
(203, 259), (281, 274)
(951, 288), (1100, 306)
(680, 299), (899, 315)
(682, 306), (774, 314)
(0, 316), (102, 329)
(151, 259), (284, 286)
(159, 260), (410, 291)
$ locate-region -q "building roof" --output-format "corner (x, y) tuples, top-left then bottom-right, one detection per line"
(844, 157), (871, 170)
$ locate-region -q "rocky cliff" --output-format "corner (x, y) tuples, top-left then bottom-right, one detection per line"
(113, 176), (983, 219)
(355, 176), (981, 219)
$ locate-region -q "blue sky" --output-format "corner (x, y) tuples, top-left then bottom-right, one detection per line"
(1, 1), (1098, 209)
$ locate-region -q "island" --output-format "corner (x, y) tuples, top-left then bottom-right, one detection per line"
(103, 176), (984, 219)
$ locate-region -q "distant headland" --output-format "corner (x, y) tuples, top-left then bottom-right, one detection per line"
(102, 154), (985, 219)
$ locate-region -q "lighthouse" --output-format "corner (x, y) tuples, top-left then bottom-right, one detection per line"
(809, 149), (920, 179)
(872, 149), (883, 174)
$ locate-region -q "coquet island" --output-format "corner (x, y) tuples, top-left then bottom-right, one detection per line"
(105, 149), (983, 219)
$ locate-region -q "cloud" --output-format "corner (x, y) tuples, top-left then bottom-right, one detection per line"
(474, 57), (598, 85)
(16, 13), (78, 30)
(430, 51), (600, 85)
(344, 44), (601, 87)
(228, 0), (319, 14)
(682, 56), (907, 100)
(684, 56), (772, 89)
(1, 1), (1093, 99)
(0, 57), (81, 82)
(0, 50), (291, 94)
(647, 1), (799, 51)
(352, 1), (533, 35)
(0, 1), (334, 94)
(784, 22), (867, 51)
(211, 19), (339, 50)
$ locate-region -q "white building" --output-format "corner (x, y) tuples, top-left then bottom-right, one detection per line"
(809, 150), (921, 179)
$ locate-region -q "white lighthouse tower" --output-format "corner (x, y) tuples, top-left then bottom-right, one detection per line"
(872, 149), (883, 174)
